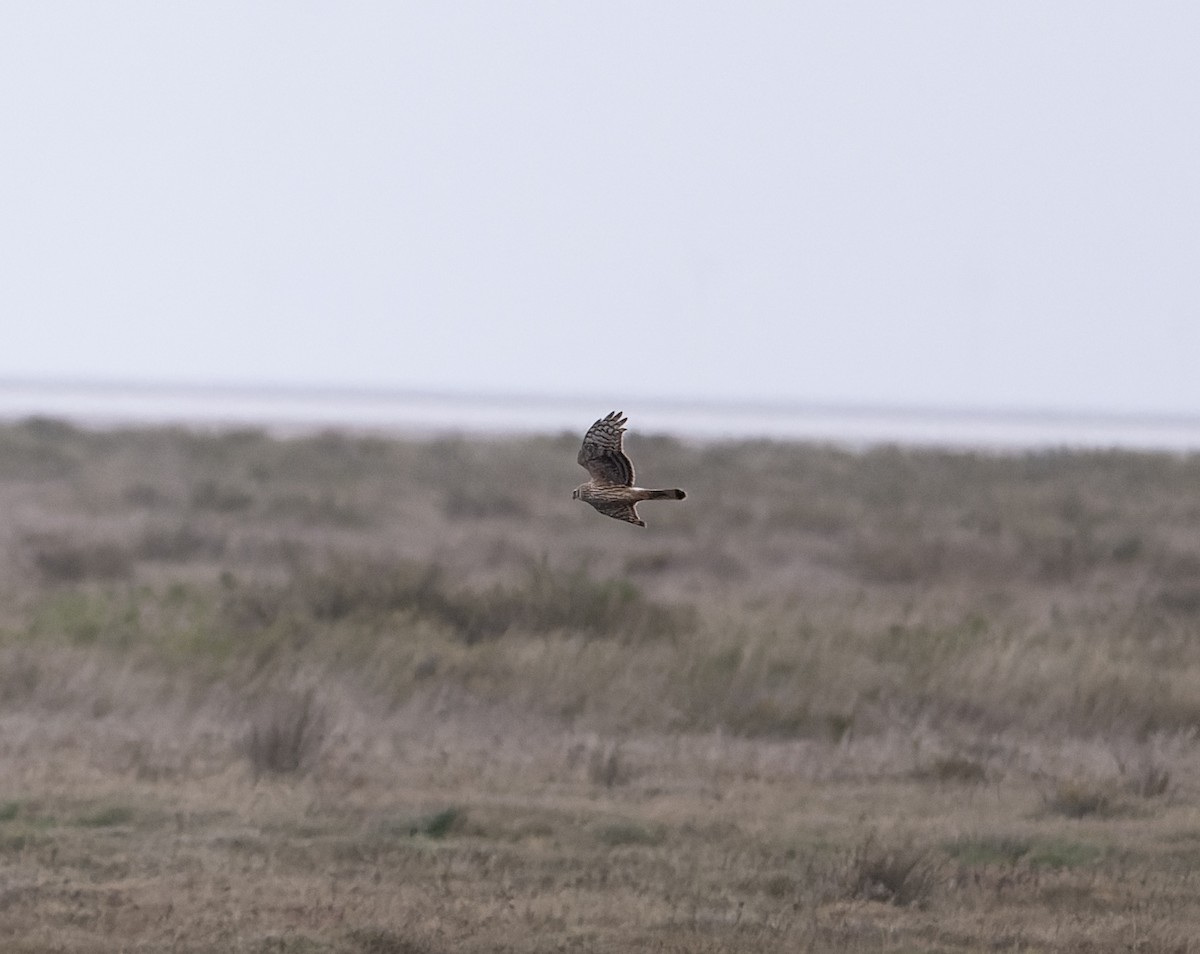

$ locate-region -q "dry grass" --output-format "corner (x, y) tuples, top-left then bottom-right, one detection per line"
(242, 688), (329, 779)
(3, 417), (1200, 950)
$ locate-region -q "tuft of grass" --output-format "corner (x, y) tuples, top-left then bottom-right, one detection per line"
(587, 742), (629, 788)
(1040, 779), (1115, 819)
(1117, 752), (1172, 799)
(912, 754), (989, 784)
(0, 801), (21, 822)
(1128, 763), (1172, 799)
(758, 872), (799, 899)
(243, 689), (328, 779)
(836, 834), (941, 907)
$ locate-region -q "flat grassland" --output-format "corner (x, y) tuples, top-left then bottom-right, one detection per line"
(3, 418), (1200, 952)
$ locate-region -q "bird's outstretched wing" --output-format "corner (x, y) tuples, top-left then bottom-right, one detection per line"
(591, 498), (644, 527)
(577, 411), (635, 487)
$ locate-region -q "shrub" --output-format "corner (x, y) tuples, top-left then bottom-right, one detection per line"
(190, 479), (254, 512)
(266, 492), (367, 527)
(137, 523), (227, 562)
(0, 418), (82, 479)
(19, 416), (80, 441)
(124, 482), (167, 508)
(27, 535), (132, 583)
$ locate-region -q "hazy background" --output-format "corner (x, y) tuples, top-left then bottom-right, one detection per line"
(3, 3), (1198, 417)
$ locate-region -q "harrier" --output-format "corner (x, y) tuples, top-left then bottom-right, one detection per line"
(572, 411), (686, 527)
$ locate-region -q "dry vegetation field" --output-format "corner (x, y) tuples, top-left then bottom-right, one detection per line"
(3, 416), (1200, 952)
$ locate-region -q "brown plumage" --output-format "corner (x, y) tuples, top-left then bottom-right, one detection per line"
(572, 411), (686, 527)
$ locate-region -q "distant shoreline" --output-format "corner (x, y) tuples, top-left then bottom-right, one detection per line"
(3, 378), (1200, 451)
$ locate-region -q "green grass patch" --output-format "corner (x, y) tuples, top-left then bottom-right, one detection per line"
(74, 805), (135, 828)
(594, 821), (663, 847)
(1025, 837), (1108, 869)
(944, 834), (1031, 866)
(27, 590), (141, 647)
(416, 807), (464, 840)
(371, 808), (468, 841)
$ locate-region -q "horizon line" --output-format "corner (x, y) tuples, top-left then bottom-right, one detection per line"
(3, 374), (1199, 429)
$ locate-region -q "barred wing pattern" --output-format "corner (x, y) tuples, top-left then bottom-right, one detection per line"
(576, 411), (634, 487)
(573, 411), (686, 527)
(589, 498), (642, 525)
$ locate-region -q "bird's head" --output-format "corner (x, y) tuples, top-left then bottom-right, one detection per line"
(571, 486), (582, 501)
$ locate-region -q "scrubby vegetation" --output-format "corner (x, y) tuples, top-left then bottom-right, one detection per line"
(3, 416), (1200, 950)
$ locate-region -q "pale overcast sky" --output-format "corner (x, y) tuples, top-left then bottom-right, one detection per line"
(3, 3), (1198, 414)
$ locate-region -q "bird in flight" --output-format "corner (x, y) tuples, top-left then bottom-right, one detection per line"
(572, 411), (686, 527)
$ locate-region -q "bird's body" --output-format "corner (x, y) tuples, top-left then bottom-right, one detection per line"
(572, 411), (686, 527)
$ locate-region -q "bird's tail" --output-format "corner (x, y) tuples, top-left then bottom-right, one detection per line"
(642, 488), (686, 501)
